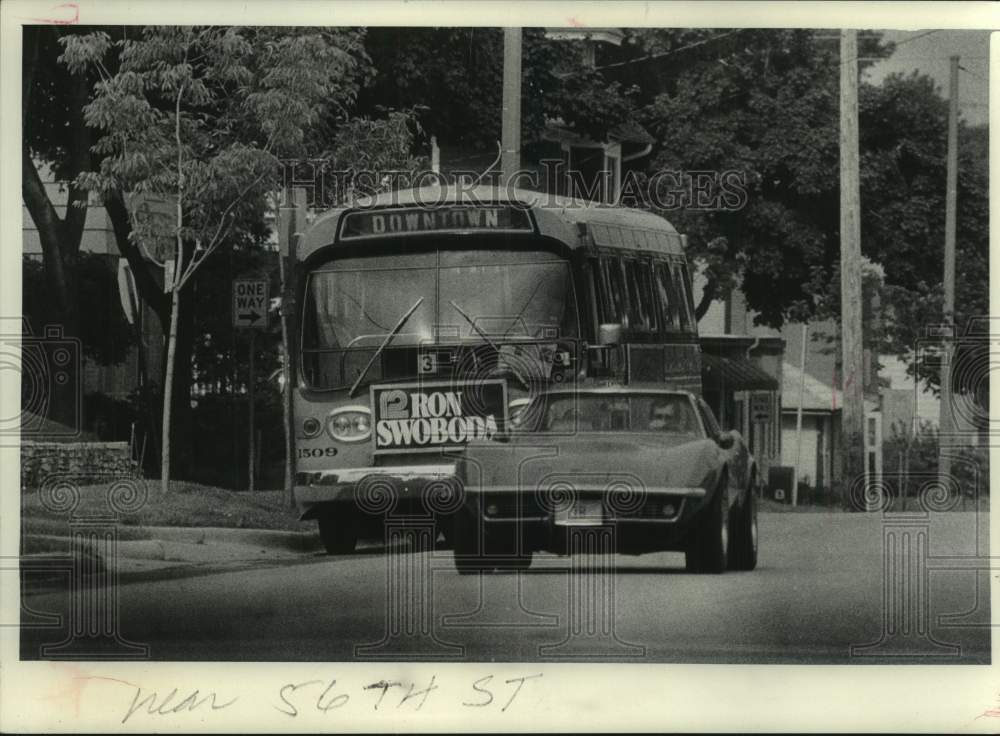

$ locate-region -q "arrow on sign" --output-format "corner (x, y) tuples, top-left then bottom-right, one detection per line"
(239, 310), (262, 323)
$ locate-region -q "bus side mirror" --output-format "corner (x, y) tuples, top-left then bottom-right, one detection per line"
(598, 323), (622, 346)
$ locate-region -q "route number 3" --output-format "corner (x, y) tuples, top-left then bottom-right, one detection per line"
(418, 352), (438, 374)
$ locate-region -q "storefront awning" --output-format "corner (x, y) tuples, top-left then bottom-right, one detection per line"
(702, 353), (779, 392)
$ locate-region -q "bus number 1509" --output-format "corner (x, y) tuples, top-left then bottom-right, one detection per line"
(298, 447), (338, 459)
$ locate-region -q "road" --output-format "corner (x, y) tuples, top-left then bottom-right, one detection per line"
(21, 512), (990, 663)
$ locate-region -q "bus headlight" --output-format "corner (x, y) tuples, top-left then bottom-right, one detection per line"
(327, 407), (372, 443)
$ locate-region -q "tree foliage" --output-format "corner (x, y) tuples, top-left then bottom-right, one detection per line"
(357, 27), (639, 153)
(632, 30), (987, 394)
(62, 26), (367, 269)
(57, 26), (372, 484)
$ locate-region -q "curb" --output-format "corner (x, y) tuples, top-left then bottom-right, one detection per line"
(21, 526), (323, 565)
(138, 525), (322, 552)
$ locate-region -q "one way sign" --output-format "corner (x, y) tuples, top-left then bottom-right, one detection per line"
(233, 279), (269, 330)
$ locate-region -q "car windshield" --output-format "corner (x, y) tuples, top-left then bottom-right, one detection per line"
(517, 393), (703, 438)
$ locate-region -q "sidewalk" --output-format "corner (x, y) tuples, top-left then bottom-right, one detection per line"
(21, 525), (326, 582)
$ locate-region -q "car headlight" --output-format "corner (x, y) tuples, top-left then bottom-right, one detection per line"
(327, 407), (372, 443)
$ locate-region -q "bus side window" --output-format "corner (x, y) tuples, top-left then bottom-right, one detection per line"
(638, 260), (659, 332)
(670, 261), (693, 331)
(624, 258), (656, 332)
(679, 263), (697, 326)
(600, 255), (629, 327)
(653, 261), (680, 333)
(587, 257), (610, 329)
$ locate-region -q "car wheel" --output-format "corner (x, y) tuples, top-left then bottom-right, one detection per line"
(685, 476), (728, 574)
(730, 487), (759, 571)
(453, 508), (483, 575)
(454, 511), (531, 574)
(496, 537), (532, 572)
(317, 509), (358, 555)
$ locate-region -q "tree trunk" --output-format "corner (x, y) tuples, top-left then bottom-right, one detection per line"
(161, 283), (180, 495)
(170, 274), (196, 477)
(104, 192), (170, 327)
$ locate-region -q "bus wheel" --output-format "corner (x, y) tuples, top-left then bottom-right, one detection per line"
(318, 510), (357, 555)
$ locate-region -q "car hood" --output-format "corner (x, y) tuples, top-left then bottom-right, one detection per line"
(460, 432), (722, 492)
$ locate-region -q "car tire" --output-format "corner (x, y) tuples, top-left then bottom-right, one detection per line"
(496, 538), (533, 572)
(729, 486), (759, 571)
(685, 476), (728, 574)
(318, 509), (358, 555)
(453, 506), (485, 575)
(454, 509), (531, 574)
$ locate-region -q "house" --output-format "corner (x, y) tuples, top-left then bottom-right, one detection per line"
(693, 271), (785, 490)
(779, 360), (880, 497)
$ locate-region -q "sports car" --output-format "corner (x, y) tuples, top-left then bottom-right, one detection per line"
(452, 385), (759, 574)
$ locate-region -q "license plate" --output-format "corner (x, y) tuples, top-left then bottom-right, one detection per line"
(554, 500), (604, 526)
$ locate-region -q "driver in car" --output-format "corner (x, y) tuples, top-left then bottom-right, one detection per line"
(648, 399), (691, 432)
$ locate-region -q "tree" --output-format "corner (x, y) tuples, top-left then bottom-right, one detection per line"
(638, 30), (892, 325)
(22, 26), (131, 430)
(634, 30), (988, 399)
(63, 26), (368, 493)
(22, 253), (135, 367)
(357, 28), (637, 158)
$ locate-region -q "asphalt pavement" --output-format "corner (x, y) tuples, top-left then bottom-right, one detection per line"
(20, 512), (991, 664)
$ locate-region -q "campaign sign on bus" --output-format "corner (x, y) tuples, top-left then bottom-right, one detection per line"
(370, 380), (507, 454)
(339, 205), (534, 240)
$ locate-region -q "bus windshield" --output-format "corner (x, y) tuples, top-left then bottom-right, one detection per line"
(301, 248), (579, 389)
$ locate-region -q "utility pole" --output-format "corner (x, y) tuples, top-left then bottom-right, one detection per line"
(792, 323), (808, 507)
(248, 329), (256, 492)
(501, 28), (523, 186)
(938, 55), (959, 488)
(839, 29), (865, 508)
(278, 188), (306, 508)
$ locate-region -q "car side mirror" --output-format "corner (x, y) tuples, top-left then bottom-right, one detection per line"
(714, 432), (735, 450)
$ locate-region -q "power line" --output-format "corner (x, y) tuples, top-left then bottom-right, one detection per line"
(834, 29), (941, 67)
(593, 28), (749, 72)
(959, 64), (989, 83)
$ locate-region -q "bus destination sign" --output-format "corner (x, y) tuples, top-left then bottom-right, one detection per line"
(339, 205), (534, 240)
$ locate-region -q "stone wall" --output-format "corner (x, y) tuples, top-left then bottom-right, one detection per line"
(21, 441), (133, 489)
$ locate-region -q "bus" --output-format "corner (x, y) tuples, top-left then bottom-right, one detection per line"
(291, 184), (701, 552)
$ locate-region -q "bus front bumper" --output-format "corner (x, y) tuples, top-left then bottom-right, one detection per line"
(294, 464), (458, 520)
